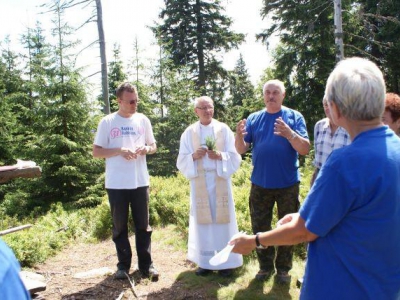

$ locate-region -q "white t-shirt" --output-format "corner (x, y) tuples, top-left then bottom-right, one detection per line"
(94, 112), (156, 189)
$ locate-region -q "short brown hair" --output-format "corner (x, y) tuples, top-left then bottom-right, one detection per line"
(116, 82), (138, 99)
(385, 93), (400, 122)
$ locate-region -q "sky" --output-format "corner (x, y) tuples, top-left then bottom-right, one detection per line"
(0, 0), (275, 94)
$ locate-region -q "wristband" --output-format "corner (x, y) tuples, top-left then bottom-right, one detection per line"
(255, 232), (268, 249)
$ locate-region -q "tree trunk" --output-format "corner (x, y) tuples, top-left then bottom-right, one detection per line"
(95, 0), (110, 114)
(195, 0), (206, 93)
(334, 0), (344, 62)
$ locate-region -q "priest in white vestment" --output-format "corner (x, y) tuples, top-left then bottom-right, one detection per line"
(177, 96), (243, 277)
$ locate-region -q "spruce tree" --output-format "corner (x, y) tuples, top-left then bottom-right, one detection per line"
(152, 0), (245, 95)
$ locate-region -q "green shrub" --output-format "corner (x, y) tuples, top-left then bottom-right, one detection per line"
(150, 173), (190, 235)
(0, 156), (314, 267)
(90, 200), (112, 240)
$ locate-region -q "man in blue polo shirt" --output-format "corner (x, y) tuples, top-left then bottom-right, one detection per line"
(235, 79), (310, 283)
(231, 57), (400, 300)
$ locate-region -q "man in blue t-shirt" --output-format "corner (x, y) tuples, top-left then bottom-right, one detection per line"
(235, 79), (310, 283)
(231, 57), (400, 300)
(0, 238), (31, 299)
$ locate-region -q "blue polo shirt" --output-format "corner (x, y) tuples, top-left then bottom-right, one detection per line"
(300, 127), (400, 299)
(244, 106), (309, 188)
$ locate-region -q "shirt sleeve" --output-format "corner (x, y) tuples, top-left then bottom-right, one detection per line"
(143, 116), (156, 146)
(294, 112), (309, 139)
(300, 160), (355, 237)
(93, 118), (108, 148)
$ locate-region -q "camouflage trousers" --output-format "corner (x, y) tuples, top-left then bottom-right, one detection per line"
(249, 183), (300, 272)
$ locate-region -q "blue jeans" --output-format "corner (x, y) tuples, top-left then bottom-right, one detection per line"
(107, 187), (152, 272)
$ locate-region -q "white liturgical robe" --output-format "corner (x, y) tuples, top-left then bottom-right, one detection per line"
(177, 119), (243, 270)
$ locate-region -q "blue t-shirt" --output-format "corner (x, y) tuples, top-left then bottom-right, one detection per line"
(0, 239), (31, 299)
(299, 127), (400, 300)
(244, 106), (309, 188)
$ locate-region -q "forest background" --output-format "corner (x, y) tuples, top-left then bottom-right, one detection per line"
(0, 0), (399, 275)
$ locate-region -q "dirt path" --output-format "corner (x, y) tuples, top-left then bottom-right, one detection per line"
(31, 236), (206, 300)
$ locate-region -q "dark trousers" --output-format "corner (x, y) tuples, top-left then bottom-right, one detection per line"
(249, 183), (300, 272)
(107, 187), (152, 272)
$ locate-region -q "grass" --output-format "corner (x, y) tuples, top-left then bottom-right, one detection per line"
(153, 224), (305, 299)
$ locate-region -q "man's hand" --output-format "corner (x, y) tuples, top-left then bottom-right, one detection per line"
(277, 213), (296, 227)
(120, 147), (137, 160)
(207, 150), (222, 160)
(274, 117), (294, 139)
(236, 119), (247, 138)
(192, 147), (207, 160)
(135, 145), (150, 156)
(229, 233), (256, 255)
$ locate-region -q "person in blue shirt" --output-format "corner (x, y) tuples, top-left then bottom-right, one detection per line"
(231, 57), (400, 300)
(0, 238), (31, 299)
(235, 79), (310, 283)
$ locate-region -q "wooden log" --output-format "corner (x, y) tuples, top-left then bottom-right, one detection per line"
(0, 166), (42, 183)
(0, 224), (33, 236)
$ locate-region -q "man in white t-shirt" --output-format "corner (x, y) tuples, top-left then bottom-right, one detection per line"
(93, 82), (159, 281)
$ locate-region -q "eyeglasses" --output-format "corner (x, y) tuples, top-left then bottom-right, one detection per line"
(121, 99), (139, 105)
(196, 106), (214, 111)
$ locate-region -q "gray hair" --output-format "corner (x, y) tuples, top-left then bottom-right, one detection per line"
(325, 57), (386, 121)
(194, 96), (214, 107)
(263, 80), (286, 95)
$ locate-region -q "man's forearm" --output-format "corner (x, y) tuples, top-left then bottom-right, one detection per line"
(235, 136), (249, 154)
(288, 133), (310, 156)
(146, 143), (157, 155)
(92, 145), (122, 158)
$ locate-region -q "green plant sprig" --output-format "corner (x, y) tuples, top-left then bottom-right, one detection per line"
(205, 136), (216, 151)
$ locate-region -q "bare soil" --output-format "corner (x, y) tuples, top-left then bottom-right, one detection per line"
(31, 236), (209, 300)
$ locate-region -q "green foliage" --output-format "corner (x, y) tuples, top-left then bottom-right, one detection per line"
(2, 202), (93, 266)
(149, 173), (191, 234)
(224, 54), (257, 128)
(108, 43), (127, 113)
(90, 200), (113, 240)
(152, 0), (244, 93)
(204, 136), (216, 150)
(147, 62), (198, 176)
(0, 158), (314, 269)
(0, 7), (104, 214)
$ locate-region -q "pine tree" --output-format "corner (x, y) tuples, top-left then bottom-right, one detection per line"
(226, 54), (256, 127)
(108, 43), (127, 112)
(147, 50), (197, 176)
(20, 1), (104, 210)
(258, 0), (348, 133)
(0, 38), (25, 164)
(152, 0), (245, 94)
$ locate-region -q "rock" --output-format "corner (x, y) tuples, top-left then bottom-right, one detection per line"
(73, 267), (114, 279)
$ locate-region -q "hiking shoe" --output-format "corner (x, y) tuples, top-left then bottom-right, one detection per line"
(275, 270), (291, 284)
(140, 264), (159, 281)
(114, 269), (128, 280)
(255, 269), (274, 281)
(195, 267), (212, 276)
(218, 269), (233, 277)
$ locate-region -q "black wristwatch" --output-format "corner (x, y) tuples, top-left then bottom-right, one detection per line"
(255, 232), (267, 249)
